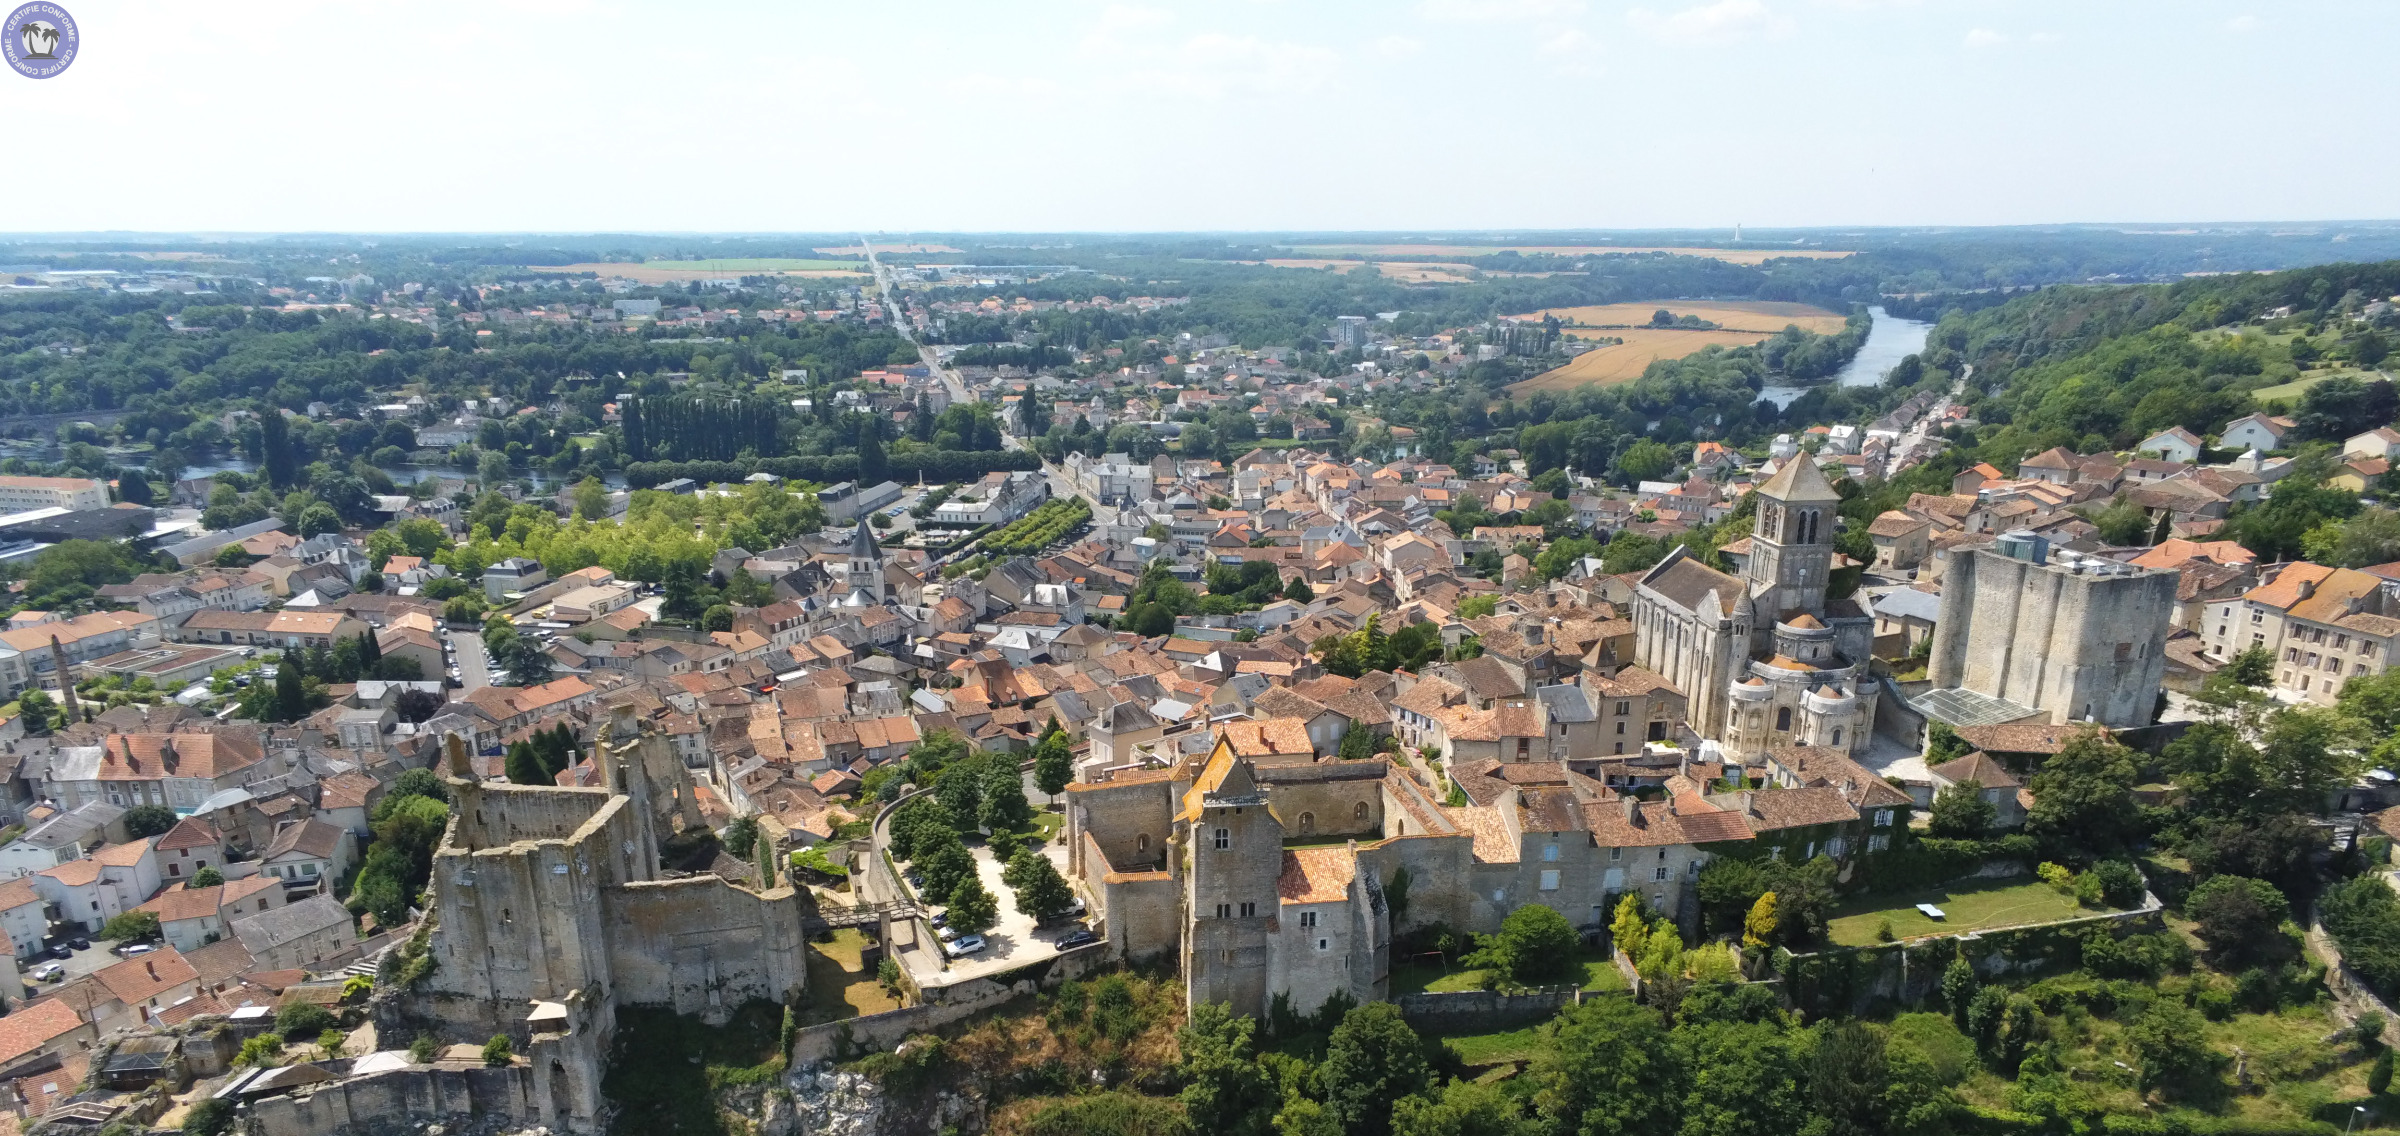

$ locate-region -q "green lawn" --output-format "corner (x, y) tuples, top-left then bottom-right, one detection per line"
(1440, 1025), (1553, 1066)
(2253, 367), (2383, 402)
(1389, 947), (1628, 996)
(1825, 878), (2095, 946)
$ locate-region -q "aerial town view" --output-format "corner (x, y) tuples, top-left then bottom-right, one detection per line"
(5, 3), (2400, 1135)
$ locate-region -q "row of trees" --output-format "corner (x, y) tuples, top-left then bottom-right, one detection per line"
(620, 396), (785, 463)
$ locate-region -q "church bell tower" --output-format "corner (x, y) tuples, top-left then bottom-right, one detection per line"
(1746, 455), (1842, 620)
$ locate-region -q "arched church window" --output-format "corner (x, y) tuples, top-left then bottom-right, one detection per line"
(1775, 706), (1791, 732)
(1832, 727), (1844, 746)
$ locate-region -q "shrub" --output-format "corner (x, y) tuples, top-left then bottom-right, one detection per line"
(2195, 986), (2233, 1021)
(2073, 871), (2105, 908)
(2358, 1011), (2390, 1050)
(2375, 1048), (2395, 1095)
(275, 1002), (338, 1038)
(237, 1033), (284, 1067)
(483, 1034), (514, 1066)
(2087, 860), (2147, 908)
(181, 1098), (235, 1135)
(408, 1034), (438, 1063)
(2037, 862), (2075, 892)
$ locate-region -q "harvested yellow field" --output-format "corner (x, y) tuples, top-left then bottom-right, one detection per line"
(1288, 244), (1854, 265)
(1242, 259), (1474, 284)
(1509, 328), (1776, 393)
(1512, 300), (1847, 335)
(530, 261), (871, 283)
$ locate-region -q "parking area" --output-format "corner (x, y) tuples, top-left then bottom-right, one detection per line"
(21, 935), (145, 993)
(896, 833), (1087, 987)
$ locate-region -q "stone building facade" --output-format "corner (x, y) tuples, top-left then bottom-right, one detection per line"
(389, 707), (808, 1135)
(1630, 457), (1879, 759)
(1928, 536), (2177, 726)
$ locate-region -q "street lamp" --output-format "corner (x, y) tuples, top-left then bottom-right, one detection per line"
(2349, 1104), (2369, 1136)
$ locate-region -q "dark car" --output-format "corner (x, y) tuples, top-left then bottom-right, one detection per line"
(1055, 928), (1098, 950)
(47, 944), (71, 960)
(67, 937), (89, 951)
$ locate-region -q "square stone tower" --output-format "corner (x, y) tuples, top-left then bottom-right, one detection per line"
(1180, 750), (1283, 1017)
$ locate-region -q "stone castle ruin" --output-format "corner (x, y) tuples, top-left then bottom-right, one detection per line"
(283, 704), (811, 1136)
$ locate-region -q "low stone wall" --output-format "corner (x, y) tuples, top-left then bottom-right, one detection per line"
(1778, 898), (2165, 1016)
(1394, 988), (1612, 1034)
(246, 1064), (528, 1136)
(789, 941), (1113, 1064)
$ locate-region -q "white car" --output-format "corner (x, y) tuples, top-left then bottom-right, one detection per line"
(943, 935), (986, 958)
(27, 962), (62, 982)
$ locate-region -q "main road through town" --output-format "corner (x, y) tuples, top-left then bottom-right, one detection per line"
(860, 238), (1115, 529)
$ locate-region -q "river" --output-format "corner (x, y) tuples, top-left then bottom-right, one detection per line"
(1756, 305), (1933, 409)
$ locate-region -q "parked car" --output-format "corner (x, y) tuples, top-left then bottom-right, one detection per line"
(27, 962), (62, 983)
(46, 945), (70, 961)
(943, 935), (986, 958)
(929, 911), (947, 928)
(67, 937), (89, 951)
(112, 942), (157, 958)
(936, 925), (960, 943)
(1054, 928), (1098, 950)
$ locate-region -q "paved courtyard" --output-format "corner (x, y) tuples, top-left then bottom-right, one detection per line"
(896, 828), (1082, 987)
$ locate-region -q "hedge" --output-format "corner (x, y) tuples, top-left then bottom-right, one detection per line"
(623, 449), (1041, 489)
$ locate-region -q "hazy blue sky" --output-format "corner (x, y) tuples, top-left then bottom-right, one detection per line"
(6, 0), (2389, 233)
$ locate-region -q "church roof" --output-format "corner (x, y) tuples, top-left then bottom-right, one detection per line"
(849, 521), (880, 558)
(1639, 550), (1744, 616)
(1785, 613), (1825, 630)
(1756, 453), (1842, 503)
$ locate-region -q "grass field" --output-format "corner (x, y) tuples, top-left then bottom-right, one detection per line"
(1284, 244), (1854, 265)
(1825, 878), (2094, 946)
(797, 927), (903, 1026)
(2252, 367), (2389, 402)
(1508, 327), (1780, 392)
(1512, 300), (1848, 335)
(530, 259), (872, 283)
(1389, 947), (1629, 997)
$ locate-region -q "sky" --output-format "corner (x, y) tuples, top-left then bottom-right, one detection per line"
(3, 0), (2392, 234)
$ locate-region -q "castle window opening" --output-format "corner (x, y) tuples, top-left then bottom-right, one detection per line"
(1353, 801), (1369, 821)
(1213, 828), (1230, 850)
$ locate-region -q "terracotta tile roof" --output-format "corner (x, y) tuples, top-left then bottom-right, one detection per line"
(0, 999), (86, 1064)
(1929, 751), (2020, 789)
(1275, 848), (1357, 904)
(183, 938), (258, 988)
(156, 818), (221, 853)
(93, 948), (198, 1006)
(1951, 723), (2101, 756)
(1443, 805), (1519, 863)
(0, 878), (38, 913)
(1741, 786), (1860, 832)
(1222, 718), (1314, 757)
(37, 860), (100, 887)
(92, 839), (152, 868)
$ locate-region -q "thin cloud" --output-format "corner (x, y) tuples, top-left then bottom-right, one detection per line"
(1626, 1), (1793, 42)
(1963, 27), (2007, 48)
(2225, 14), (2260, 33)
(1417, 0), (1586, 23)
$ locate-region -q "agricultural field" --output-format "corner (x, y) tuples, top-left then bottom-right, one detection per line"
(1283, 243), (1855, 265)
(530, 258), (872, 283)
(1507, 327), (1784, 392)
(1241, 259), (1496, 284)
(1512, 299), (1849, 335)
